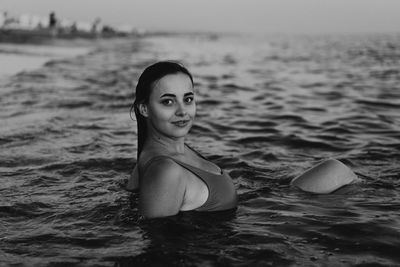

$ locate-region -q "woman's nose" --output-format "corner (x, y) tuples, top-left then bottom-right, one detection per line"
(175, 102), (187, 116)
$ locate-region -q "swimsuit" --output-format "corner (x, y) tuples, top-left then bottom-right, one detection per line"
(141, 155), (238, 212)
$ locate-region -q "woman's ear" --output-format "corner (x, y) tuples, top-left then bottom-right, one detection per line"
(138, 103), (149, 117)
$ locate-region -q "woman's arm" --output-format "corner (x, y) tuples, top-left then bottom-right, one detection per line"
(139, 159), (186, 218)
(126, 165), (139, 191)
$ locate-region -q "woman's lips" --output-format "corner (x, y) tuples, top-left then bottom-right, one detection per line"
(172, 120), (190, 127)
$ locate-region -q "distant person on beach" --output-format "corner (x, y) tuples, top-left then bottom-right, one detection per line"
(127, 61), (357, 218)
(91, 17), (102, 36)
(48, 12), (58, 36)
(49, 12), (57, 28)
(0, 11), (5, 28)
(1, 11), (15, 28)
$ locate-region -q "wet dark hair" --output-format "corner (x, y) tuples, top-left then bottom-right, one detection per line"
(130, 61), (194, 159)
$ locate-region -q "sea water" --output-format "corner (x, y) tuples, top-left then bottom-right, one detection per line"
(1, 33), (399, 266)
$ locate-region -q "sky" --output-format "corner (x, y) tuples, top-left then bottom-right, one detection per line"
(1, 0), (400, 34)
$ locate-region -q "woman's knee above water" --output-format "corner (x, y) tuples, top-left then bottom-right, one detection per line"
(290, 158), (357, 194)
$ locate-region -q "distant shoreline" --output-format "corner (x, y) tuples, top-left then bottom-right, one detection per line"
(0, 41), (93, 79)
(0, 27), (133, 45)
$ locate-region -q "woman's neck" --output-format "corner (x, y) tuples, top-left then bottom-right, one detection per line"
(145, 131), (186, 155)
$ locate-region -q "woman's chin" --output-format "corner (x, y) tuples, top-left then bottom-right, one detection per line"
(170, 122), (192, 135)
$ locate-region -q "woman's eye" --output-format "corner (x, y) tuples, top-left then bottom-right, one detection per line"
(185, 97), (194, 104)
(161, 99), (174, 106)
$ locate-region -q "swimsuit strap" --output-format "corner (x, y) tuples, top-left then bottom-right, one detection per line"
(140, 143), (207, 175)
(141, 154), (223, 178)
(185, 143), (209, 160)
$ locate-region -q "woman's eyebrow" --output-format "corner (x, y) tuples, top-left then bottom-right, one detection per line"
(160, 93), (176, 98)
(160, 92), (194, 98)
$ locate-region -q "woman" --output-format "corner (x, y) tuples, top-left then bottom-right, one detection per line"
(127, 61), (357, 218)
(127, 61), (238, 218)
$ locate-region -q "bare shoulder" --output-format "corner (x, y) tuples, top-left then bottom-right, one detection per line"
(139, 157), (187, 218)
(141, 157), (184, 185)
(126, 165), (139, 192)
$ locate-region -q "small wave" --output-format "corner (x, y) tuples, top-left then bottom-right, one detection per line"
(269, 114), (308, 123)
(294, 106), (326, 112)
(221, 83), (255, 91)
(40, 157), (133, 176)
(0, 137), (14, 145)
(44, 58), (75, 67)
(42, 99), (93, 109)
(0, 202), (53, 218)
(356, 99), (400, 109)
(71, 123), (106, 130)
(231, 133), (350, 152)
(231, 119), (278, 128)
(322, 126), (355, 135)
(87, 91), (131, 102)
(370, 69), (400, 80)
(300, 82), (327, 89)
(7, 231), (113, 248)
(326, 222), (400, 256)
(85, 76), (119, 86)
(314, 91), (344, 101)
(14, 71), (48, 80)
(235, 136), (275, 145)
(198, 99), (222, 105)
(190, 124), (220, 138)
(0, 132), (43, 149)
(207, 121), (238, 132)
(313, 134), (350, 142)
(282, 135), (351, 152)
(240, 151), (279, 162)
(23, 175), (62, 187)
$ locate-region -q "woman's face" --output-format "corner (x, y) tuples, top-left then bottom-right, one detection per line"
(143, 73), (196, 139)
